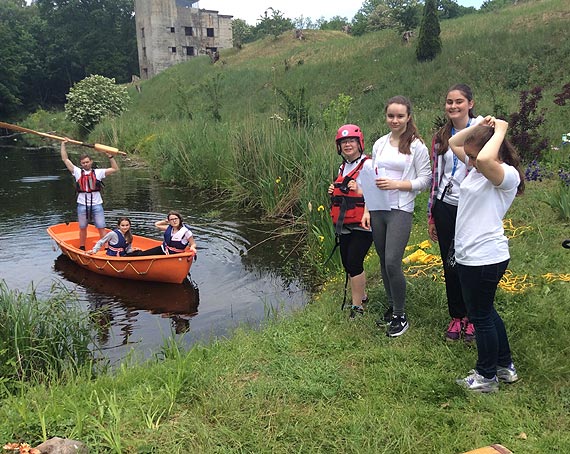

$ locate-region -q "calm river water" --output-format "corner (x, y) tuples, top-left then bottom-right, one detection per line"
(0, 136), (307, 363)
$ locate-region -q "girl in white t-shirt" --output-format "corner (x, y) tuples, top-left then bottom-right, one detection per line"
(449, 117), (525, 393)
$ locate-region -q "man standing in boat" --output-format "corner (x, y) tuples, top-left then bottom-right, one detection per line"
(61, 140), (119, 250)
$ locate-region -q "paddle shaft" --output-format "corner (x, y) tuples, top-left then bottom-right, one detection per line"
(0, 121), (126, 156)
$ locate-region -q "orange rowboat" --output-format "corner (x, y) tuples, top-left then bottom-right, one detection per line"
(47, 222), (195, 284)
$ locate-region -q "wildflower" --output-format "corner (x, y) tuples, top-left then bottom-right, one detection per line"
(308, 201), (312, 211)
(524, 160), (545, 182)
(317, 205), (325, 212)
(275, 177), (281, 184)
(559, 169), (570, 187)
(318, 235), (325, 242)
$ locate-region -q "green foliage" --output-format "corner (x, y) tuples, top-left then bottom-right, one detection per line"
(232, 18), (253, 48)
(253, 8), (295, 39)
(322, 93), (353, 132)
(201, 72), (224, 122)
(317, 16), (350, 31)
(274, 86), (311, 128)
(416, 0), (442, 61)
(0, 281), (95, 394)
(65, 75), (130, 131)
(546, 172), (570, 220)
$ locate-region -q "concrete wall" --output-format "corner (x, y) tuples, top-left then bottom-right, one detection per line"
(135, 0), (233, 79)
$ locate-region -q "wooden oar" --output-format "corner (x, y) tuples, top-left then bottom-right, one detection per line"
(0, 121), (127, 156)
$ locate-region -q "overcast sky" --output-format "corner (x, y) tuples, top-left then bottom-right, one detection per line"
(195, 0), (486, 25)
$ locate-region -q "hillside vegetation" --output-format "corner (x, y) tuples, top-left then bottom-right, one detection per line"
(2, 1), (568, 452)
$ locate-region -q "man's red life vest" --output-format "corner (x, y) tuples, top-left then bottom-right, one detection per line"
(330, 156), (368, 226)
(76, 170), (103, 193)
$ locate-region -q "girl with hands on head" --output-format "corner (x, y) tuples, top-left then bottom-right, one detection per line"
(448, 117), (525, 393)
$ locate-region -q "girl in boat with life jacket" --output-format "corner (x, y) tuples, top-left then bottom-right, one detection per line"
(328, 124), (373, 320)
(360, 96), (431, 338)
(88, 217), (139, 256)
(127, 210), (197, 257)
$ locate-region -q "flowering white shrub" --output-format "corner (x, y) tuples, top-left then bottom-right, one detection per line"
(65, 75), (129, 130)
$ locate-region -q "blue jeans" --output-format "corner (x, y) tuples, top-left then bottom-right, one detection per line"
(77, 203), (106, 229)
(457, 260), (512, 379)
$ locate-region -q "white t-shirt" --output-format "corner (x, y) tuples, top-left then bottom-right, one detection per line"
(73, 167), (107, 205)
(455, 163), (520, 266)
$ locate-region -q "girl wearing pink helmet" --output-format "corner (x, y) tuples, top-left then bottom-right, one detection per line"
(328, 124), (373, 319)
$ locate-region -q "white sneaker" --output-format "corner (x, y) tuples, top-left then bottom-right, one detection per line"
(497, 363), (518, 383)
(456, 370), (499, 393)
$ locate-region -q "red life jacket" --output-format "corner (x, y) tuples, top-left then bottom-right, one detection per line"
(76, 170), (103, 193)
(330, 156), (368, 226)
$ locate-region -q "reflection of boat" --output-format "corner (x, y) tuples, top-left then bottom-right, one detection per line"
(47, 222), (194, 284)
(54, 254), (199, 316)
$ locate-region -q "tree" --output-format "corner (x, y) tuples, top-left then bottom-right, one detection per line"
(0, 1), (37, 115)
(317, 16), (349, 31)
(232, 19), (253, 48)
(253, 8), (294, 39)
(65, 75), (130, 131)
(416, 0), (441, 62)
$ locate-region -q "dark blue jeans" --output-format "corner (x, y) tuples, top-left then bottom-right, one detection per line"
(457, 260), (513, 379)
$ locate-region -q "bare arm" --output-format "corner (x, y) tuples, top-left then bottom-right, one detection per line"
(155, 219), (169, 232)
(475, 118), (508, 186)
(104, 155), (119, 176)
(60, 141), (75, 172)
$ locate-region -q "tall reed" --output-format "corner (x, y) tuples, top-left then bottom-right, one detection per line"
(0, 281), (95, 392)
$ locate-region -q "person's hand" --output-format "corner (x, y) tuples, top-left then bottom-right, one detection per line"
(428, 224), (438, 242)
(327, 183), (334, 195)
(375, 178), (399, 190)
(347, 179), (358, 192)
(87, 249), (95, 255)
(493, 118), (508, 134)
(361, 211), (371, 230)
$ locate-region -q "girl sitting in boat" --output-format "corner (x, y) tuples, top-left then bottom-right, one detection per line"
(128, 211), (197, 256)
(88, 217), (135, 256)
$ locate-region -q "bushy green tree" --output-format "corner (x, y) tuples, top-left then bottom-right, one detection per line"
(232, 18), (253, 48)
(65, 75), (129, 130)
(416, 0), (441, 62)
(317, 16), (350, 31)
(253, 8), (294, 39)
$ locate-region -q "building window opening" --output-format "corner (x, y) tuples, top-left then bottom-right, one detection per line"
(185, 46), (195, 56)
(169, 26), (175, 33)
(206, 28), (214, 37)
(141, 27), (145, 38)
(171, 46), (177, 53)
(184, 26), (193, 36)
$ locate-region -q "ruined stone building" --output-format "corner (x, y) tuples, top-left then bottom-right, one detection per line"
(134, 0), (233, 79)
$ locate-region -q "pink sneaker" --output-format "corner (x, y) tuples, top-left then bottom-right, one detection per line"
(462, 318), (476, 343)
(445, 318), (462, 341)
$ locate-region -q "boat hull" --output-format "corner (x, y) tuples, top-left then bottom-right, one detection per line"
(47, 222), (194, 284)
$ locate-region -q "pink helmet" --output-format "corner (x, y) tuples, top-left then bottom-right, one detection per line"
(335, 124), (364, 154)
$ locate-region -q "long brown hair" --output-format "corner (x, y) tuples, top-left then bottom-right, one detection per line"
(117, 217), (133, 244)
(385, 95), (423, 155)
(435, 84), (476, 155)
(464, 125), (525, 195)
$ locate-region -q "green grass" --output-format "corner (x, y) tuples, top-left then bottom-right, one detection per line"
(0, 181), (568, 453)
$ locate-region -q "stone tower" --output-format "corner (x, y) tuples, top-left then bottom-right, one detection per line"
(135, 0), (233, 79)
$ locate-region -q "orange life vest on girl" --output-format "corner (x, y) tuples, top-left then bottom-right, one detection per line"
(330, 156), (368, 226)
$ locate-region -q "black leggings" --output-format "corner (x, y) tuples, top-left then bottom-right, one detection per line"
(126, 246), (165, 257)
(339, 229), (373, 277)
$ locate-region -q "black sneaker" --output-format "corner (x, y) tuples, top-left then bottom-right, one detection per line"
(349, 305), (364, 320)
(386, 314), (409, 337)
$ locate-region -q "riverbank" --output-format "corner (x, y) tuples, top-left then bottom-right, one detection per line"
(1, 181), (568, 453)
